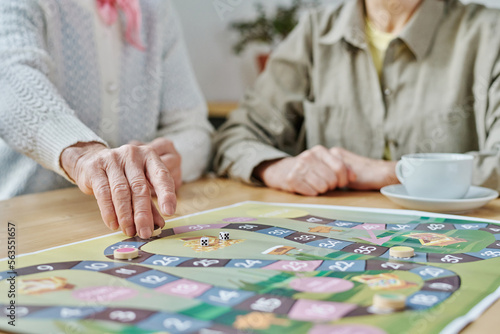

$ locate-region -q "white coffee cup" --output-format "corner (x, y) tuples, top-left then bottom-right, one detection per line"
(395, 153), (474, 199)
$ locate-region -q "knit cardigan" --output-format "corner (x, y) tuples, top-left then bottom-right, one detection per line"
(0, 0), (213, 199)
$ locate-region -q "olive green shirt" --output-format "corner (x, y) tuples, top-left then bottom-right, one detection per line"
(214, 0), (500, 191)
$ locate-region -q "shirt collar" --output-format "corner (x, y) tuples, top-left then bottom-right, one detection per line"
(399, 0), (446, 60)
(319, 0), (366, 49)
(319, 0), (447, 60)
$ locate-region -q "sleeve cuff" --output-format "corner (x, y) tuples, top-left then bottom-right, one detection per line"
(467, 151), (500, 191)
(35, 115), (108, 181)
(162, 129), (213, 183)
(221, 141), (290, 185)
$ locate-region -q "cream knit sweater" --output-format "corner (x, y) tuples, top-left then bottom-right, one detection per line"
(0, 0), (213, 199)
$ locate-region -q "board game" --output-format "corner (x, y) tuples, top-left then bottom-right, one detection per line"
(2, 201), (500, 334)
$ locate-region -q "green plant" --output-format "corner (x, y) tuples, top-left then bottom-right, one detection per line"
(230, 0), (318, 55)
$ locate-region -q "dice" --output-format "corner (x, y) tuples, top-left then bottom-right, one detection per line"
(219, 232), (230, 241)
(200, 237), (209, 246)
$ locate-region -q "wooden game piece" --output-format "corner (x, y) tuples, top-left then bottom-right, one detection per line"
(373, 293), (406, 311)
(200, 237), (209, 246)
(219, 231), (230, 241)
(152, 225), (162, 237)
(114, 247), (139, 260)
(390, 246), (415, 258)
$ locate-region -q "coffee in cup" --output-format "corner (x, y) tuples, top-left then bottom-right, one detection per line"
(395, 153), (474, 199)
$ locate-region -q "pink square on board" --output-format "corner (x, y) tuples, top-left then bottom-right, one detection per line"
(288, 299), (356, 322)
(155, 279), (212, 298)
(353, 224), (386, 231)
(263, 260), (322, 272)
(173, 223), (229, 235)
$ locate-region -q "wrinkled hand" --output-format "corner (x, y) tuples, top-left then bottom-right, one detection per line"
(129, 138), (182, 190)
(330, 147), (398, 190)
(61, 142), (177, 239)
(254, 145), (357, 196)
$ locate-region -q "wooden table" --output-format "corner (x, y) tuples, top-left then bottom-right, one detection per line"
(1, 177), (499, 332)
(207, 102), (238, 129)
(207, 102), (238, 119)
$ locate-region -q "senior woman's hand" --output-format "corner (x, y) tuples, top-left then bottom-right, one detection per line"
(60, 142), (177, 239)
(129, 138), (182, 190)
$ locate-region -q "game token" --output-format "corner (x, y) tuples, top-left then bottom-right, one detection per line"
(373, 292), (406, 311)
(200, 237), (209, 246)
(114, 247), (139, 260)
(219, 231), (230, 241)
(152, 225), (162, 237)
(390, 246), (415, 258)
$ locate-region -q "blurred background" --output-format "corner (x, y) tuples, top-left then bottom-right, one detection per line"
(173, 0), (500, 124)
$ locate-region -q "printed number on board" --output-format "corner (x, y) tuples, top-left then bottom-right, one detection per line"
(109, 311), (136, 322)
(410, 294), (439, 306)
(354, 246), (377, 254)
(140, 275), (168, 284)
(318, 240), (342, 249)
(268, 229), (289, 236)
(234, 260), (262, 268)
(294, 235), (316, 241)
(152, 257), (180, 266)
(480, 250), (500, 258)
(193, 259), (220, 267)
(209, 290), (240, 303)
(381, 262), (404, 270)
(84, 263), (109, 270)
(328, 261), (355, 272)
(440, 255), (462, 263)
(163, 318), (192, 331)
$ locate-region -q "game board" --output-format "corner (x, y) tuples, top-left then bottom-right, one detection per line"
(1, 201), (500, 334)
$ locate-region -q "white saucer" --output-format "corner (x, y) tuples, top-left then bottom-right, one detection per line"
(380, 185), (499, 213)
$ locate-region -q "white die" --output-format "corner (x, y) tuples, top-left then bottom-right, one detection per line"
(219, 232), (230, 240)
(200, 237), (209, 246)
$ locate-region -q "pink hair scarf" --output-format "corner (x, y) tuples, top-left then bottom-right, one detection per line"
(96, 0), (145, 50)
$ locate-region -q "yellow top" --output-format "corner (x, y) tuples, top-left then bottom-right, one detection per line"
(365, 19), (395, 78)
(365, 19), (396, 160)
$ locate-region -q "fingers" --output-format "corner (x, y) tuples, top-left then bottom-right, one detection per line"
(144, 152), (177, 217)
(284, 160), (321, 196)
(129, 140), (144, 146)
(308, 170), (331, 193)
(74, 144), (176, 238)
(292, 154), (331, 194)
(124, 156), (155, 239)
(160, 154), (182, 190)
(136, 137), (182, 190)
(284, 152), (332, 196)
(90, 169), (119, 231)
(330, 147), (358, 183)
(148, 138), (182, 190)
(321, 147), (350, 187)
(107, 166), (136, 236)
(151, 202), (165, 229)
(293, 170), (328, 196)
(286, 178), (319, 196)
(347, 166), (357, 182)
(324, 154), (349, 187)
(308, 156), (339, 190)
(306, 146), (350, 189)
(149, 137), (177, 157)
(276, 146), (355, 196)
